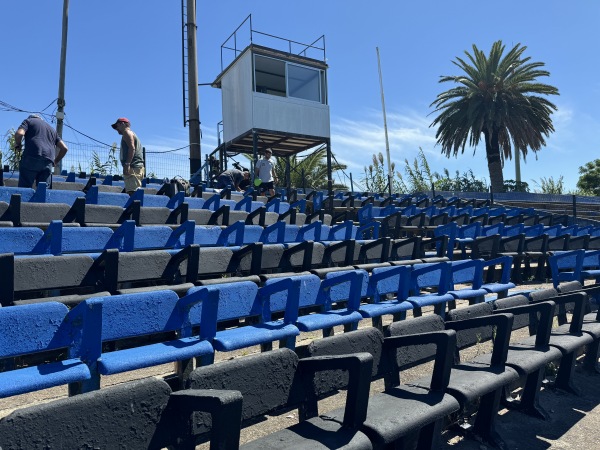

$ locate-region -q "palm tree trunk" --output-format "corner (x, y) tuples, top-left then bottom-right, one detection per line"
(485, 129), (504, 193)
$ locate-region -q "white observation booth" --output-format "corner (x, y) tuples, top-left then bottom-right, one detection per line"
(209, 15), (333, 197)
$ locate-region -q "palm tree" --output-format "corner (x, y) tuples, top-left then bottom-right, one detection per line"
(430, 40), (559, 192)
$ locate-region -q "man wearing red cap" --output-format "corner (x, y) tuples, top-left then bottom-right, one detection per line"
(111, 117), (145, 195)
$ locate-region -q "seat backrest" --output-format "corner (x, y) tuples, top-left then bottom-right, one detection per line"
(313, 269), (368, 310)
(556, 280), (584, 293)
(548, 250), (583, 287)
(410, 262), (451, 293)
(20, 202), (71, 224)
(13, 254), (98, 293)
(445, 302), (495, 350)
(450, 259), (483, 288)
(387, 313), (445, 369)
(141, 193), (170, 208)
(493, 294), (532, 330)
(503, 223), (525, 237)
(0, 302), (72, 358)
(0, 186), (35, 203)
(188, 348), (301, 421)
(0, 377), (173, 449)
(96, 290), (182, 341)
(0, 227), (45, 254)
(188, 281), (259, 325)
(62, 226), (116, 253)
(482, 222), (504, 236)
(367, 265), (410, 302)
(263, 273), (320, 319)
(88, 189), (130, 207)
(458, 222), (481, 239)
(43, 189), (84, 206)
(303, 327), (385, 388)
(524, 224), (544, 237)
(193, 225), (222, 246)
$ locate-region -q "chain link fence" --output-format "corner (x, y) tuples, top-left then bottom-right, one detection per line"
(0, 138), (191, 180)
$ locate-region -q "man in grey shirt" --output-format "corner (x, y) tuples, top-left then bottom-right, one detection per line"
(111, 117), (145, 195)
(14, 114), (68, 188)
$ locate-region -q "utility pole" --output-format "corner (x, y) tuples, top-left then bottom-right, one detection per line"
(186, 0), (201, 176)
(55, 0), (69, 174)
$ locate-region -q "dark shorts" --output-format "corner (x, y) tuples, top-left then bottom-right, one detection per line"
(259, 181), (274, 191)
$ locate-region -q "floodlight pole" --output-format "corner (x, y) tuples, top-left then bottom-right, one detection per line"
(376, 47), (393, 197)
(55, 0), (69, 174)
(515, 150), (522, 189)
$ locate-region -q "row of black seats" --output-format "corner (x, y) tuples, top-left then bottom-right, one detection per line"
(0, 234), (445, 307)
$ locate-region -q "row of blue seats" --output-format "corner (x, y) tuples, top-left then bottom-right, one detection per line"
(0, 219), (382, 256)
(0, 183), (300, 214)
(0, 256), (517, 398)
(4, 170), (164, 189)
(434, 221), (600, 261)
(358, 202), (535, 225)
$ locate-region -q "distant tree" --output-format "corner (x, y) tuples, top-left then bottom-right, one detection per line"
(433, 168), (487, 192)
(577, 159), (600, 196)
(503, 179), (530, 193)
(430, 40), (559, 193)
(254, 146), (347, 191)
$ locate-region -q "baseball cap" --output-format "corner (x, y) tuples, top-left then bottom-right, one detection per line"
(111, 117), (130, 129)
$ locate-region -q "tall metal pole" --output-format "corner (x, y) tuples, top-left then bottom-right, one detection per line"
(55, 0), (69, 174)
(376, 47), (392, 197)
(186, 0), (201, 176)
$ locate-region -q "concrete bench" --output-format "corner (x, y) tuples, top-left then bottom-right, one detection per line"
(0, 252), (105, 306)
(0, 376), (242, 449)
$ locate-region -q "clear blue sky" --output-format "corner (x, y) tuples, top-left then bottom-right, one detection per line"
(1, 1), (598, 191)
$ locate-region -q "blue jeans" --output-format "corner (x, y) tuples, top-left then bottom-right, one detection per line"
(18, 155), (53, 188)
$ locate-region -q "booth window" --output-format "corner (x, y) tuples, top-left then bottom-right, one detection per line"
(254, 54), (325, 104)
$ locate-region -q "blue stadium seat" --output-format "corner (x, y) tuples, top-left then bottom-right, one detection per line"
(85, 289), (215, 389)
(296, 269), (367, 337)
(187, 276), (309, 353)
(0, 301), (100, 397)
(359, 265), (412, 327)
(406, 262), (455, 317)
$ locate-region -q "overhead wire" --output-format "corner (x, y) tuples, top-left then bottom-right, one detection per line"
(1, 98), (194, 154)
